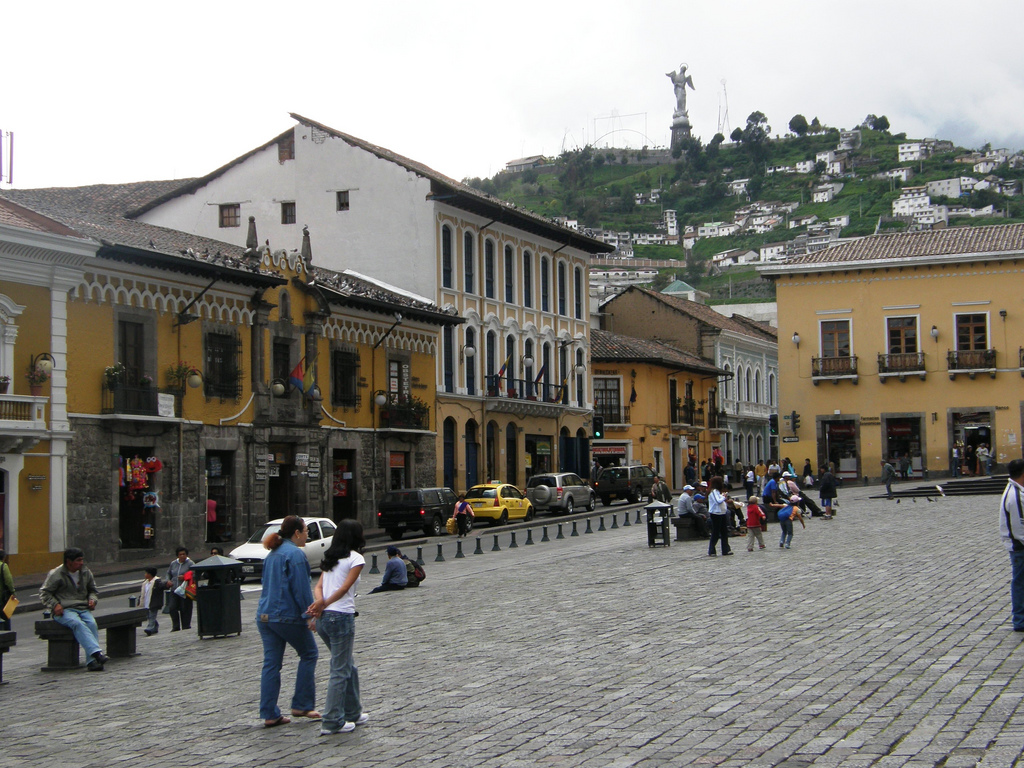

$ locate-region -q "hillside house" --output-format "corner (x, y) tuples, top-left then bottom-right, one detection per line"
(899, 142), (930, 162)
(838, 130), (862, 151)
(505, 155), (547, 173)
(711, 248), (758, 269)
(926, 177), (977, 198)
(727, 179), (751, 197)
(663, 210), (678, 237)
(829, 215), (851, 228)
(886, 168), (915, 183)
(796, 160), (816, 174)
(812, 184), (841, 203)
(974, 159), (1001, 175)
(760, 242), (788, 262)
(789, 214), (819, 230)
(892, 186), (931, 216)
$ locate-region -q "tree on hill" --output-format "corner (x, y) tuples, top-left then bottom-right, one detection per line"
(810, 116), (822, 133)
(862, 114), (890, 132)
(740, 111), (771, 162)
(730, 127), (743, 143)
(789, 114), (809, 137)
(557, 145), (595, 190)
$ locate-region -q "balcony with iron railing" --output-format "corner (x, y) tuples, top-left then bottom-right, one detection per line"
(811, 355), (859, 384)
(947, 349), (996, 379)
(102, 383), (181, 418)
(878, 351), (927, 382)
(596, 405), (631, 426)
(377, 397), (430, 430)
(485, 375), (569, 405)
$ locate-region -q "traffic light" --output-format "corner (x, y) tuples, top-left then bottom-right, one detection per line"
(769, 414), (778, 435)
(791, 410), (801, 432)
(593, 415), (604, 439)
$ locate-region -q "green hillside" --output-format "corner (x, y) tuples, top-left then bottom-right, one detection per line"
(465, 118), (1024, 303)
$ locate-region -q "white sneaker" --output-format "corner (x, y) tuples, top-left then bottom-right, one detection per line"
(354, 713), (370, 726)
(320, 722), (356, 736)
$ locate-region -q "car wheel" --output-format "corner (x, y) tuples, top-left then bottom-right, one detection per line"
(564, 497), (574, 515)
(525, 505), (535, 521)
(499, 510), (509, 525)
(426, 515), (444, 537)
(466, 517), (474, 534)
(628, 485), (640, 503)
(587, 493), (596, 511)
(387, 529), (404, 541)
(601, 495), (612, 507)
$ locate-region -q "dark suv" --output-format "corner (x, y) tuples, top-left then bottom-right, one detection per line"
(377, 487), (459, 540)
(593, 465), (658, 506)
(526, 472), (596, 514)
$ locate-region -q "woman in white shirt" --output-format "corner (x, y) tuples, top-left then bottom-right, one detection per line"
(707, 475), (733, 556)
(308, 520), (368, 736)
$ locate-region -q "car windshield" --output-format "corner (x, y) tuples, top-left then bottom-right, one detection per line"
(466, 486), (496, 499)
(245, 523), (279, 544)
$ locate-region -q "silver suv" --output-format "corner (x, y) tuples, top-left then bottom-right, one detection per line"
(525, 472), (596, 514)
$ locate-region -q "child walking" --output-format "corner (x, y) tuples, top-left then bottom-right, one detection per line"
(745, 496), (766, 551)
(141, 566), (166, 636)
(778, 494), (805, 549)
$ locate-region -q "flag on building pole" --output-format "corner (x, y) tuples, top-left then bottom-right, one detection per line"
(497, 353), (511, 379)
(630, 384), (637, 404)
(303, 359), (315, 395)
(534, 363), (547, 386)
(289, 358), (306, 393)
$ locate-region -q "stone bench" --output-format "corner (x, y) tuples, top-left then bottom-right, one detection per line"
(35, 607), (148, 671)
(672, 516), (709, 541)
(0, 631), (15, 683)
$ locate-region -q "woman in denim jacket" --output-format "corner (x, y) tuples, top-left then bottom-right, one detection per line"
(256, 515), (319, 727)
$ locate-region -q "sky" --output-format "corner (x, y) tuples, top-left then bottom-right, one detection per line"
(5, 0), (1024, 190)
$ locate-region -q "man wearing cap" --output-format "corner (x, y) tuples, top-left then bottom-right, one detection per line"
(369, 546), (408, 594)
(676, 484), (709, 538)
(40, 548), (109, 671)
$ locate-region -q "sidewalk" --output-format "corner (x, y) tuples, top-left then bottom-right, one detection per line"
(4, 486), (1024, 767)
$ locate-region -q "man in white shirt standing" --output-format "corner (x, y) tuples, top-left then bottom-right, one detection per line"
(999, 458), (1024, 632)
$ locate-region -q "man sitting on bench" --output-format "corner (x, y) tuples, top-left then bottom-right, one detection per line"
(40, 548), (109, 672)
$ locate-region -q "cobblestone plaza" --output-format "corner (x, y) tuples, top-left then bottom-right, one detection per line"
(4, 487), (1023, 767)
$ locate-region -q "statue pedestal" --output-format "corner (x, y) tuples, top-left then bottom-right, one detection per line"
(671, 112), (692, 152)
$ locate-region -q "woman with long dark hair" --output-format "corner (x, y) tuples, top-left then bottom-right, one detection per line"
(307, 520), (367, 736)
(707, 475), (733, 557)
(256, 515), (319, 727)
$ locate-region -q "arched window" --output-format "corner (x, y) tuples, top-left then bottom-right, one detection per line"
(747, 435), (754, 464)
(557, 262), (567, 316)
(443, 325), (454, 392)
(744, 368), (752, 402)
(523, 251), (533, 307)
(486, 330), (496, 389)
(723, 364), (731, 400)
(768, 372), (776, 406)
(504, 245), (515, 303)
(754, 370), (761, 404)
(756, 434), (764, 462)
(443, 418), (457, 490)
(465, 420), (479, 487)
(486, 421), (498, 483)
(504, 335), (516, 393)
(505, 423), (518, 485)
(541, 342), (552, 398)
(484, 239), (495, 298)
(524, 339), (535, 397)
(465, 327), (476, 395)
(540, 257), (550, 312)
(441, 225), (453, 288)
(464, 231), (475, 294)
(574, 267), (583, 319)
(575, 349), (584, 406)
(278, 290), (291, 321)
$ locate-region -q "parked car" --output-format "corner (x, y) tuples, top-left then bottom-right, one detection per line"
(525, 472), (596, 514)
(229, 517), (337, 580)
(464, 483), (534, 525)
(593, 465), (658, 506)
(377, 487), (460, 540)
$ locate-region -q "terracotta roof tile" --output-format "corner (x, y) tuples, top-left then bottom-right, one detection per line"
(608, 287), (777, 342)
(591, 328), (723, 375)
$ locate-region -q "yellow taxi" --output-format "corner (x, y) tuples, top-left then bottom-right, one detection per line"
(464, 483), (535, 526)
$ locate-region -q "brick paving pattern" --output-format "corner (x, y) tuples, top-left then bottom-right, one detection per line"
(3, 487), (1024, 767)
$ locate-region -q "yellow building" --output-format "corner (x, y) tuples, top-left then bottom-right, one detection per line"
(760, 223), (1024, 481)
(0, 199), (98, 573)
(2, 185), (459, 566)
(590, 329), (725, 487)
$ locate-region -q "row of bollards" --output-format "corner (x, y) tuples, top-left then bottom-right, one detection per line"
(417, 509), (642, 563)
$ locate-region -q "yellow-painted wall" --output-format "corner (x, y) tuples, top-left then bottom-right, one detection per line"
(776, 259), (1024, 478)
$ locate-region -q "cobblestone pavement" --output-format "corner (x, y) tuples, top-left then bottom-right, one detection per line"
(4, 487), (1024, 768)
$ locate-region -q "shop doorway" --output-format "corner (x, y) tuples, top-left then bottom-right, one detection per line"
(268, 443), (294, 516)
(884, 417), (923, 475)
(820, 421), (858, 482)
(525, 435), (552, 481)
(119, 447), (155, 549)
(205, 451), (235, 542)
(952, 412), (993, 475)
(332, 450), (357, 520)
(389, 451), (408, 490)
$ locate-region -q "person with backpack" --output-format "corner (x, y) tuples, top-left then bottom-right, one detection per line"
(402, 554), (425, 587)
(369, 546), (407, 594)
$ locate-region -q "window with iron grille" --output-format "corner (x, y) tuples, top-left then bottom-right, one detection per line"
(441, 225), (453, 288)
(504, 245), (515, 303)
(484, 239), (495, 298)
(523, 251), (533, 307)
(331, 349), (360, 408)
(464, 232), (475, 294)
(205, 331), (242, 399)
(540, 257), (550, 312)
(219, 204), (240, 228)
(281, 202), (296, 225)
(336, 191), (350, 212)
(594, 377), (621, 422)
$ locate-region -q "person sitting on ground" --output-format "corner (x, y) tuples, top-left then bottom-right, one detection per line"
(40, 548), (109, 671)
(369, 546), (408, 594)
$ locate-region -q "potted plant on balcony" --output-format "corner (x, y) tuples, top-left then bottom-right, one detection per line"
(0, 375), (9, 394)
(104, 362), (127, 390)
(27, 364), (50, 396)
(139, 374), (154, 388)
(166, 360), (200, 390)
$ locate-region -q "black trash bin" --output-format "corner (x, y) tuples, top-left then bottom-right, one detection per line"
(193, 555), (243, 638)
(644, 501), (672, 548)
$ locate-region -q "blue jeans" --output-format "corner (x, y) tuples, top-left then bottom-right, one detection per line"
(316, 611), (361, 730)
(257, 619), (318, 720)
(53, 606), (102, 659)
(146, 609), (159, 633)
(779, 519), (794, 547)
(1011, 550), (1024, 630)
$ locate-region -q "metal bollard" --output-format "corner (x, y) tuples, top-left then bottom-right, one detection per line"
(598, 516), (607, 531)
(435, 543), (445, 562)
(525, 528), (535, 545)
(623, 510), (631, 526)
(584, 518), (594, 534)
(541, 525), (550, 542)
(455, 540), (465, 558)
(369, 553), (380, 574)
(571, 521), (580, 537)
(635, 508), (642, 524)
(556, 523), (565, 540)
(509, 531), (519, 549)
(416, 546), (425, 566)
(611, 513), (619, 529)
(491, 534), (501, 552)
(474, 537), (484, 555)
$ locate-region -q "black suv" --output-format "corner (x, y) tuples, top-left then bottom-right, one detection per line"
(377, 487), (459, 540)
(593, 465), (658, 506)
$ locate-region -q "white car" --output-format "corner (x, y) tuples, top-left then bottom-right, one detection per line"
(229, 517), (337, 580)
